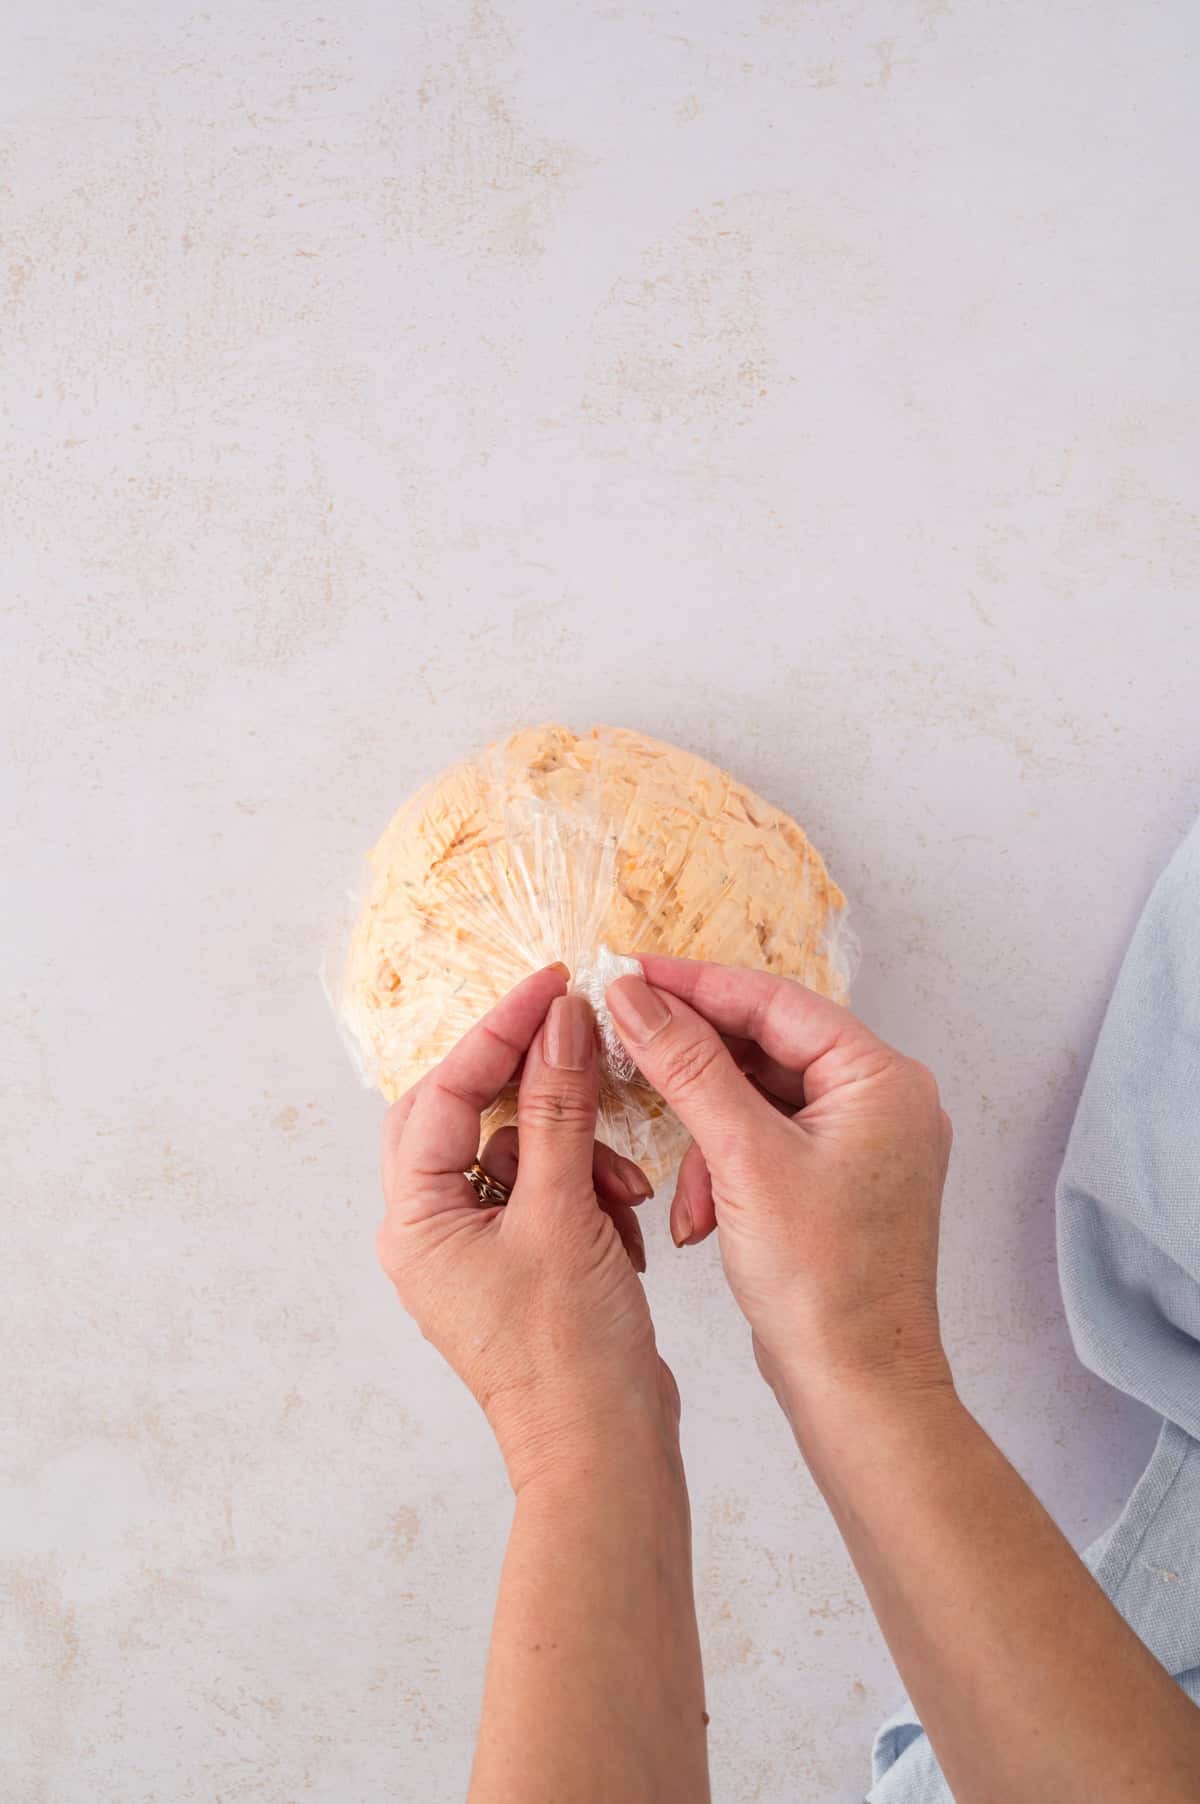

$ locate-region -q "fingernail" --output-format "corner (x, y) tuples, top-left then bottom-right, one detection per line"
(545, 994), (594, 1070)
(671, 1195), (693, 1248)
(607, 975), (670, 1045)
(616, 1162), (653, 1202)
(545, 961), (571, 982)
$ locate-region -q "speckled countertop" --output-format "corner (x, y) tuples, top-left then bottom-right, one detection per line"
(3, 4), (1199, 1801)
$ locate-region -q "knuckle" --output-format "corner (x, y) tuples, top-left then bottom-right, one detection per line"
(375, 1218), (400, 1280)
(517, 1083), (596, 1133)
(659, 1030), (724, 1098)
(381, 1090), (419, 1181)
(381, 1109), (404, 1170)
(906, 1058), (941, 1104)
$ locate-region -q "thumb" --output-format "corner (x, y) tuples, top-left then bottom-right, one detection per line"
(511, 994), (600, 1211)
(607, 974), (764, 1157)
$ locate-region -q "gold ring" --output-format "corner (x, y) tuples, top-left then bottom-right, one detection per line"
(464, 1159), (512, 1206)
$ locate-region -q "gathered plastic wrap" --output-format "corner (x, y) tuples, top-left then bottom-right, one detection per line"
(332, 723), (856, 1185)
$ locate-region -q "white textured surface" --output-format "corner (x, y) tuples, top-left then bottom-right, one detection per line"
(4, 3), (1199, 1800)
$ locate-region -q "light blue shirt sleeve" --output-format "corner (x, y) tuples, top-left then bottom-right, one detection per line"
(868, 816), (1200, 1801)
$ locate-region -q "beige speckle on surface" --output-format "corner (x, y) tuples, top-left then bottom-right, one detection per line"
(3, 2), (1198, 1801)
(380, 1507), (422, 1562)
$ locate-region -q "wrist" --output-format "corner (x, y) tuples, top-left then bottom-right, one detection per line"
(513, 1416), (690, 1534)
(494, 1384), (684, 1502)
(767, 1342), (959, 1451)
(777, 1372), (978, 1558)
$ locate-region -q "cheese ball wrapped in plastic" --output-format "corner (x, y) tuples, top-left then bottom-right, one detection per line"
(334, 723), (856, 1185)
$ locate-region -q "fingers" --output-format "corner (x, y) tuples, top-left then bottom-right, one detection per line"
(671, 1139), (716, 1248)
(384, 963), (568, 1219)
(635, 955), (869, 1085)
(479, 1124), (648, 1271)
(511, 994), (601, 1212)
(607, 974), (764, 1153)
(476, 1124), (521, 1192)
(381, 1081), (422, 1167)
(480, 1127), (648, 1271)
(722, 1033), (808, 1110)
(592, 1140), (654, 1205)
(608, 1201), (647, 1274)
(479, 1125), (653, 1208)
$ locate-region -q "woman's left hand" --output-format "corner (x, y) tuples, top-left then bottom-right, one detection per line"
(377, 965), (680, 1494)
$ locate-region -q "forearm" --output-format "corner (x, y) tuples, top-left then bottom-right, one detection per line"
(784, 1374), (1200, 1804)
(469, 1431), (710, 1804)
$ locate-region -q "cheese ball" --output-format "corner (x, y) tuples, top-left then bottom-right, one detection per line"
(336, 723), (855, 1184)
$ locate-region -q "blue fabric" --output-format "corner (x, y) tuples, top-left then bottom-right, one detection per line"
(867, 817), (1200, 1801)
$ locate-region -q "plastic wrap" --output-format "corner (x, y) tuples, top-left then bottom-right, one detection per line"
(331, 723), (856, 1185)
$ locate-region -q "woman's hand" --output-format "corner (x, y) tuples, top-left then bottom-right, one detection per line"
(601, 959), (1200, 1804)
(606, 957), (954, 1410)
(377, 964), (678, 1494)
(382, 965), (709, 1802)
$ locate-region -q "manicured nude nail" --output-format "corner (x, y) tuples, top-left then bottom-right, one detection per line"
(615, 1159), (653, 1201)
(671, 1195), (693, 1248)
(545, 994), (594, 1070)
(607, 975), (670, 1044)
(544, 961), (571, 981)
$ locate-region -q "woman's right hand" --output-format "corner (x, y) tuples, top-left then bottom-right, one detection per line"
(606, 959), (955, 1411)
(610, 959), (1200, 1804)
